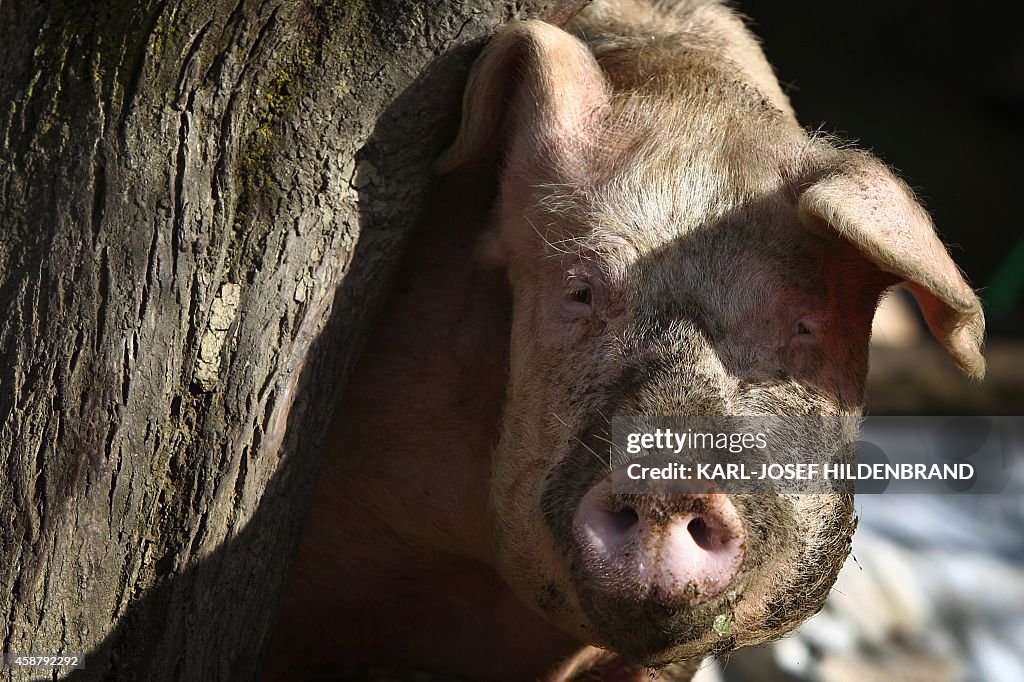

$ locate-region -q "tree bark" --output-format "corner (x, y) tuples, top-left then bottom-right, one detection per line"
(0, 1), (581, 679)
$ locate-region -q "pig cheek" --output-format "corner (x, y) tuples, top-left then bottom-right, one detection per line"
(492, 411), (600, 628)
(488, 345), (588, 626)
(729, 496), (852, 647)
(780, 329), (870, 410)
(492, 289), (609, 631)
(489, 443), (592, 632)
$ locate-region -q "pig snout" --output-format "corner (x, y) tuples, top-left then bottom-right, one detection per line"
(573, 472), (746, 608)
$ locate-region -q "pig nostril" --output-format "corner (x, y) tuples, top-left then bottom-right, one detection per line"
(688, 517), (716, 551)
(605, 505), (639, 535)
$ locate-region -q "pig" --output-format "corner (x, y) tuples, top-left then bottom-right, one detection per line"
(265, 0), (986, 680)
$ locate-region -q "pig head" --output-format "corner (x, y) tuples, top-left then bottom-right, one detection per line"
(437, 0), (985, 670)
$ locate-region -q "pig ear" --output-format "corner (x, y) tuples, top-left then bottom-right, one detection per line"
(797, 154), (986, 379)
(435, 20), (609, 173)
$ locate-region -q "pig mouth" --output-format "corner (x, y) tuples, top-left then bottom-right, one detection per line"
(570, 580), (728, 663)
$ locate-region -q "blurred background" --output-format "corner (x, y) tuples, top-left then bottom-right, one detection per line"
(701, 2), (1024, 680)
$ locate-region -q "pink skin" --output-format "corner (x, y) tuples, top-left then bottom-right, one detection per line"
(575, 474), (746, 607)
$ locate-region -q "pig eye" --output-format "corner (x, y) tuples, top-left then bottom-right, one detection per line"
(790, 318), (819, 345)
(564, 275), (594, 316)
(569, 286), (592, 305)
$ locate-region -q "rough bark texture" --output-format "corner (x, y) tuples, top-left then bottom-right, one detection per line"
(0, 1), (579, 679)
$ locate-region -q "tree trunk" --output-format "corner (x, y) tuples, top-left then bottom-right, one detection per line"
(0, 1), (580, 679)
